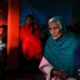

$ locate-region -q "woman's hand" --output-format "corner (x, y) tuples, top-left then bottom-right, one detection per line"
(52, 69), (68, 79)
(53, 70), (63, 77)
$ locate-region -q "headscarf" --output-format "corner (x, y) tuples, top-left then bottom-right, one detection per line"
(44, 16), (80, 76)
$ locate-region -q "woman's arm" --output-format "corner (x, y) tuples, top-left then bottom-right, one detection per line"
(39, 57), (53, 80)
(39, 57), (68, 80)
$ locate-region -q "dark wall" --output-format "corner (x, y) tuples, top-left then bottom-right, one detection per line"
(0, 0), (8, 25)
(20, 0), (79, 26)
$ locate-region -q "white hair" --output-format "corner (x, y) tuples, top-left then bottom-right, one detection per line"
(48, 18), (62, 30)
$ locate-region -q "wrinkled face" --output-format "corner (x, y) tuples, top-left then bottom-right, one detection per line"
(49, 21), (62, 40)
(26, 17), (33, 26)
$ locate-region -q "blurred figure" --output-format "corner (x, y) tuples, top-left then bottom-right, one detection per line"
(40, 24), (49, 46)
(20, 15), (43, 72)
(0, 25), (7, 80)
(68, 17), (80, 34)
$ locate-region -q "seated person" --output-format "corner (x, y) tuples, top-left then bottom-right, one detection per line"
(39, 16), (80, 80)
(20, 15), (42, 60)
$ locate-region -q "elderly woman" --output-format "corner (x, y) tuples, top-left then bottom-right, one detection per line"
(39, 16), (80, 80)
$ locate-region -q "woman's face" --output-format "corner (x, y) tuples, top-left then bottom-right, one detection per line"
(49, 21), (62, 40)
(26, 17), (33, 26)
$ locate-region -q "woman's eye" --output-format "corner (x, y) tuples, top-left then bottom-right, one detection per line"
(53, 26), (59, 29)
(53, 27), (57, 29)
(49, 28), (51, 30)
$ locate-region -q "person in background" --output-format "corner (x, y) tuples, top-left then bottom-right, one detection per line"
(68, 16), (80, 35)
(39, 16), (80, 80)
(0, 25), (7, 80)
(40, 24), (49, 49)
(20, 15), (43, 72)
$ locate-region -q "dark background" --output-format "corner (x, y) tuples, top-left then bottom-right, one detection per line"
(20, 0), (80, 26)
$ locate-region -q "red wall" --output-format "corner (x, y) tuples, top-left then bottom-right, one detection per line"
(7, 0), (20, 70)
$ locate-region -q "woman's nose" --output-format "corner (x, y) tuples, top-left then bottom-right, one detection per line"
(52, 29), (55, 34)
